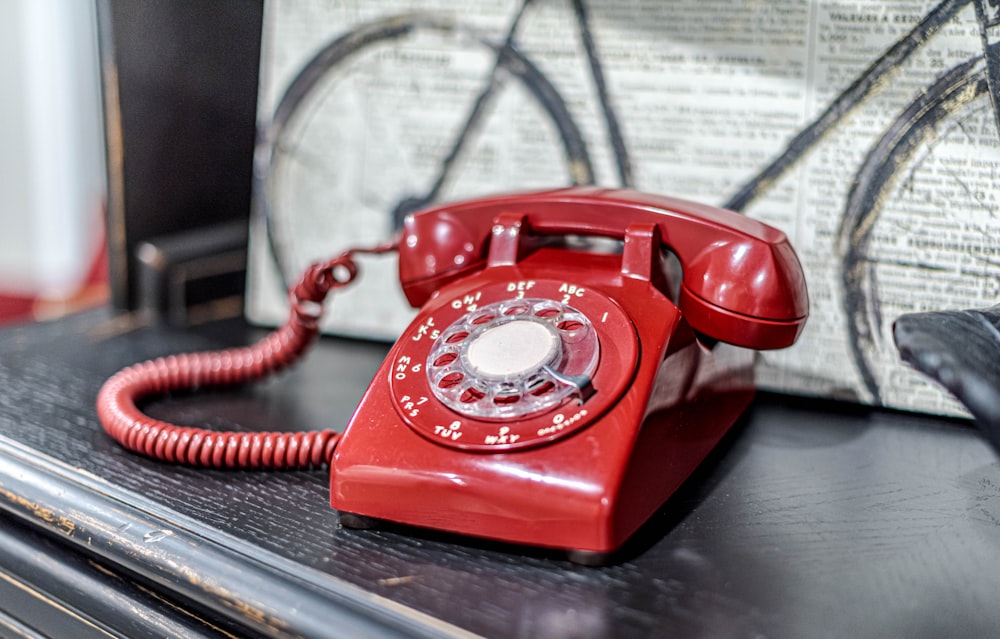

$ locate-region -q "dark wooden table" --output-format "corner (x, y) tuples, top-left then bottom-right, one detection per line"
(0, 309), (998, 638)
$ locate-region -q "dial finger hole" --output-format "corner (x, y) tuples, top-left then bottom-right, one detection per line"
(501, 301), (531, 316)
(432, 352), (459, 367)
(492, 382), (522, 406)
(526, 377), (556, 396)
(532, 301), (562, 319)
(444, 330), (470, 344)
(469, 310), (496, 325)
(493, 393), (521, 405)
(557, 318), (585, 332)
(437, 372), (464, 389)
(556, 312), (589, 342)
(459, 386), (486, 404)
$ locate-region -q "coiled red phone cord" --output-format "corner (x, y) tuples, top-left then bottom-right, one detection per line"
(96, 244), (394, 470)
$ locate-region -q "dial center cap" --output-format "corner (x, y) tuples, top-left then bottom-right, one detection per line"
(464, 319), (559, 380)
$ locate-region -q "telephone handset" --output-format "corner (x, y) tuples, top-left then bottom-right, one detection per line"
(97, 187), (807, 563)
(397, 187), (806, 348)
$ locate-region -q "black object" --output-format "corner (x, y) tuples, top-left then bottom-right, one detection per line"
(96, 0), (263, 317)
(135, 220), (249, 325)
(894, 305), (1000, 452)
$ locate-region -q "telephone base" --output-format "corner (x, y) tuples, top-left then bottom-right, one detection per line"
(330, 341), (755, 557)
(329, 208), (779, 557)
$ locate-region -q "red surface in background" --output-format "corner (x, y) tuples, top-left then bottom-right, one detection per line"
(0, 218), (109, 326)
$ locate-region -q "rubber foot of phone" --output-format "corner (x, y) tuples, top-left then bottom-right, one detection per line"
(338, 512), (380, 530)
(565, 549), (615, 566)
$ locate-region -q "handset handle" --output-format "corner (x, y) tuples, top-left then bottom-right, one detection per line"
(399, 187), (808, 348)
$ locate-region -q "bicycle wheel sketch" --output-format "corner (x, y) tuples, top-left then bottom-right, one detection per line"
(256, 13), (594, 291)
(839, 55), (1000, 405)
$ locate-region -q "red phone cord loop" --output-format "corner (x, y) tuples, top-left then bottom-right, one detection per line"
(96, 246), (387, 470)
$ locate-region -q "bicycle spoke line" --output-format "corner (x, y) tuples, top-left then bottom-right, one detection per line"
(420, 0), (535, 204)
(724, 0), (967, 212)
(571, 0), (632, 188)
(855, 256), (952, 272)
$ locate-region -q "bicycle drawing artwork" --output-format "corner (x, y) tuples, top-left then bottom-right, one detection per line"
(248, 0), (1000, 416)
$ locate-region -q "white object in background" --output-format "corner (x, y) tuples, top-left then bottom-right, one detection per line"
(0, 0), (104, 298)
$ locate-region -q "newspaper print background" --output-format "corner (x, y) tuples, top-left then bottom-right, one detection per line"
(247, 0), (1000, 417)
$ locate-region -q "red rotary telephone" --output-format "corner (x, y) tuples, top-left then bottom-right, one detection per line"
(97, 187), (807, 562)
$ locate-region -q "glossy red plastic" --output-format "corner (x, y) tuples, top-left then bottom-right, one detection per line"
(332, 193), (808, 557)
(398, 187), (808, 349)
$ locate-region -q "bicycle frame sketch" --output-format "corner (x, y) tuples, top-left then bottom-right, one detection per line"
(255, 0), (1000, 410)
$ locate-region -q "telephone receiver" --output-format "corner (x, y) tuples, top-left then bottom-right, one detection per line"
(97, 187), (806, 564)
(331, 187), (807, 563)
(398, 187), (806, 350)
